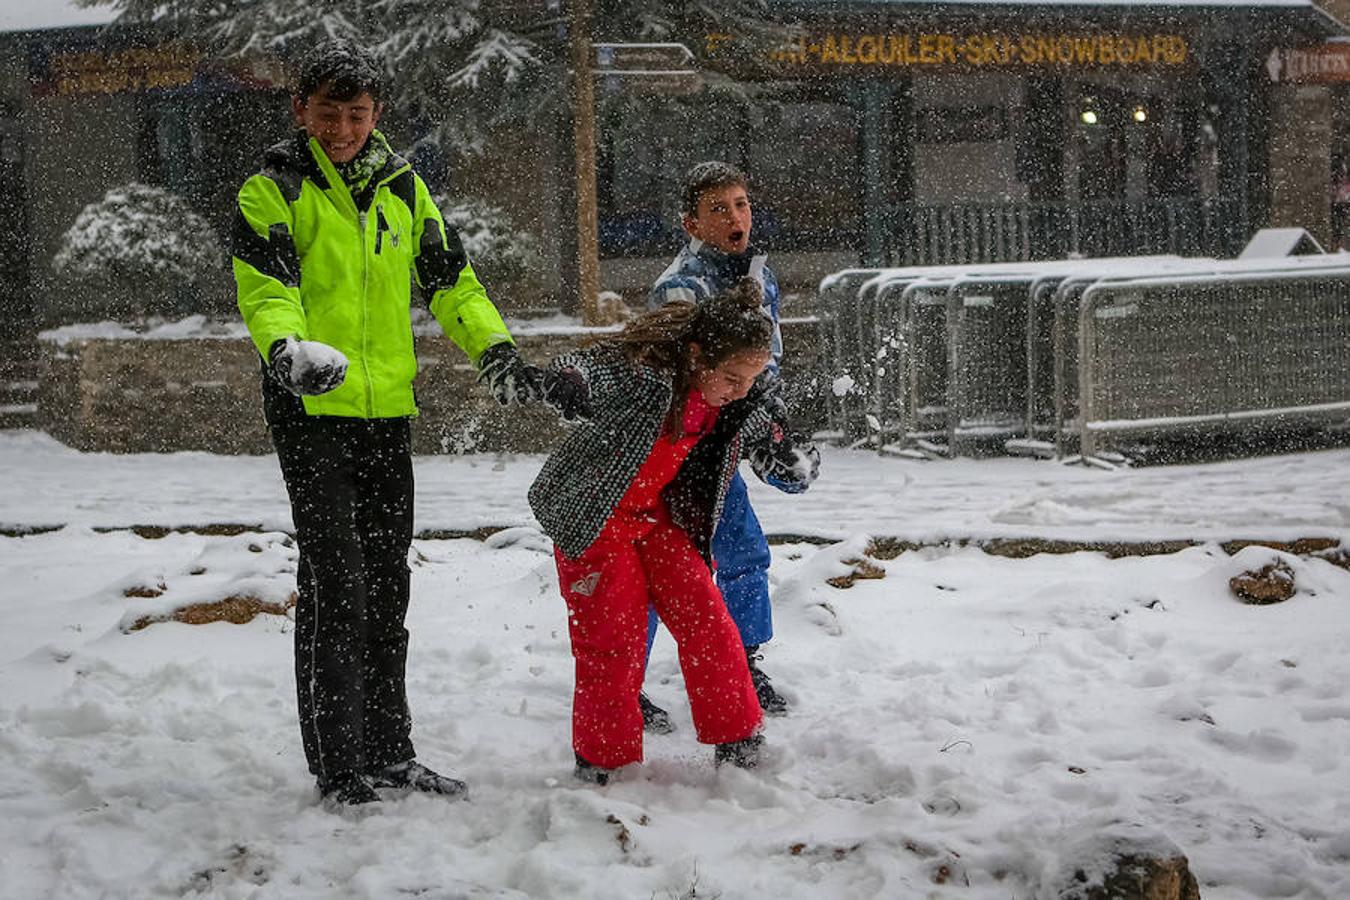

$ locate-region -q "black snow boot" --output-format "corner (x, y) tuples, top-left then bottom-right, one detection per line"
(318, 771), (381, 808)
(639, 691), (674, 734)
(714, 734), (765, 770)
(573, 752), (614, 786)
(369, 760), (469, 800)
(746, 645), (789, 717)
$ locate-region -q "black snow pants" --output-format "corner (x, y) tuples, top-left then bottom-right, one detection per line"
(271, 415), (416, 784)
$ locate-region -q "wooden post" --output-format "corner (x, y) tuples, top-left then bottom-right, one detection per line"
(570, 0), (601, 324)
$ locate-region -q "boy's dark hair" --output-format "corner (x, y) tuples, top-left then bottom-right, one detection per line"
(681, 161), (749, 218)
(294, 39), (386, 104)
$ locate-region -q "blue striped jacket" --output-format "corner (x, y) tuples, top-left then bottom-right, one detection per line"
(648, 239), (782, 375)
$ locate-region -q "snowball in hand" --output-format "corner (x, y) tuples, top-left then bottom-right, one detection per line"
(274, 338), (349, 396)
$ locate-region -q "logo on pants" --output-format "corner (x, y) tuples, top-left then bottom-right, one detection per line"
(570, 571), (601, 597)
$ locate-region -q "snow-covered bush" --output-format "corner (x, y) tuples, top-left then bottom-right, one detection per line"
(434, 195), (543, 283)
(54, 183), (223, 286)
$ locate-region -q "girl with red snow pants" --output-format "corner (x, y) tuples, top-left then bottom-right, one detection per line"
(529, 279), (816, 780)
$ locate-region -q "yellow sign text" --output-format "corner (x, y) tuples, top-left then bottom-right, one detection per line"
(49, 45), (199, 96)
(761, 33), (1189, 69)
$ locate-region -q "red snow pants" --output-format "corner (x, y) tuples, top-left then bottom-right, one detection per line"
(555, 510), (763, 769)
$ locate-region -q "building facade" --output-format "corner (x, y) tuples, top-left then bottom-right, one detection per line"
(0, 0), (1345, 339)
(593, 0), (1344, 280)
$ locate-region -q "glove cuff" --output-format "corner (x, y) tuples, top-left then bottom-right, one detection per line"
(477, 341), (519, 372)
(268, 337), (291, 365)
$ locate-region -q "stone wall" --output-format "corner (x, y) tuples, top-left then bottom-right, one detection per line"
(37, 320), (827, 455)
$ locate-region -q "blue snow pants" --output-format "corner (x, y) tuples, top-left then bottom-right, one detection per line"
(646, 470), (773, 657)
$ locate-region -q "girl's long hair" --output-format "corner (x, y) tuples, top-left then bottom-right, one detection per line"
(604, 277), (773, 435)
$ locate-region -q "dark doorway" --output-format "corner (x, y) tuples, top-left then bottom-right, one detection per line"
(1075, 85), (1129, 200)
(1020, 76), (1065, 203)
(0, 101), (32, 334)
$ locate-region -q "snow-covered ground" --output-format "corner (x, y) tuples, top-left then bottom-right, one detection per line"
(1, 430), (1348, 899)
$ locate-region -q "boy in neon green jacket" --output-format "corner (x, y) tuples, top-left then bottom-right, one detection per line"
(232, 40), (588, 809)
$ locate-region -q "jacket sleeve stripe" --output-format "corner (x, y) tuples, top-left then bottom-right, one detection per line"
(387, 170), (417, 219)
(231, 212), (300, 288)
(415, 217), (469, 295)
(656, 284), (700, 306)
(410, 173), (514, 362)
(234, 175), (306, 359)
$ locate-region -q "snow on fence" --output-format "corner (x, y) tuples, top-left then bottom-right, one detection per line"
(817, 252), (1350, 461)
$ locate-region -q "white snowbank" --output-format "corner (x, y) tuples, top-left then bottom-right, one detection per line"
(0, 432), (1347, 898)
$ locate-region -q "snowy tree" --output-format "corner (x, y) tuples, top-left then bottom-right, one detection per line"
(435, 195), (543, 282)
(52, 183), (227, 319)
(76, 0), (780, 156)
(77, 0), (552, 155)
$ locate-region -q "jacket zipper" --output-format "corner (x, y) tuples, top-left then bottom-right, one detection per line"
(334, 155), (413, 418)
(360, 207), (373, 417)
(366, 165), (411, 418)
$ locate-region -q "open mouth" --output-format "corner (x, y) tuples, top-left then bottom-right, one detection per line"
(729, 230), (746, 244)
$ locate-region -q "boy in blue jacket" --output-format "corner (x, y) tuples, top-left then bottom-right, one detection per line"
(642, 161), (819, 727)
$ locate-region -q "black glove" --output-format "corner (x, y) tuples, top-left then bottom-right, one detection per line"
(269, 337), (348, 396)
(750, 433), (821, 494)
(540, 367), (591, 422)
(761, 389), (791, 434)
(477, 342), (545, 406)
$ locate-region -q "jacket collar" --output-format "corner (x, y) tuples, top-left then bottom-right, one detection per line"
(308, 130), (409, 189)
(687, 237), (769, 281)
(264, 129), (409, 192)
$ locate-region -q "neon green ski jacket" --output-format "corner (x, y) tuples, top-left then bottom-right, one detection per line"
(232, 129), (512, 419)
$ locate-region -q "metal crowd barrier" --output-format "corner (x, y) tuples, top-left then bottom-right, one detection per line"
(946, 273), (1039, 455)
(1072, 264), (1350, 458)
(868, 275), (953, 452)
(815, 251), (1350, 461)
(1052, 256), (1350, 456)
(819, 265), (958, 450)
(1026, 272), (1078, 443)
(818, 258), (1159, 455)
(817, 268), (885, 440)
(1046, 258), (1201, 455)
(945, 257), (1181, 455)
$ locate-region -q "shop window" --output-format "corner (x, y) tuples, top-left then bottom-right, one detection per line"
(1074, 86), (1128, 199)
(1072, 84), (1206, 202)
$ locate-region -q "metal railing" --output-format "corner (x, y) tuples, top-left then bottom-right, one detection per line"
(887, 198), (1246, 267)
(817, 268), (885, 441)
(946, 275), (1033, 454)
(869, 275), (951, 449)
